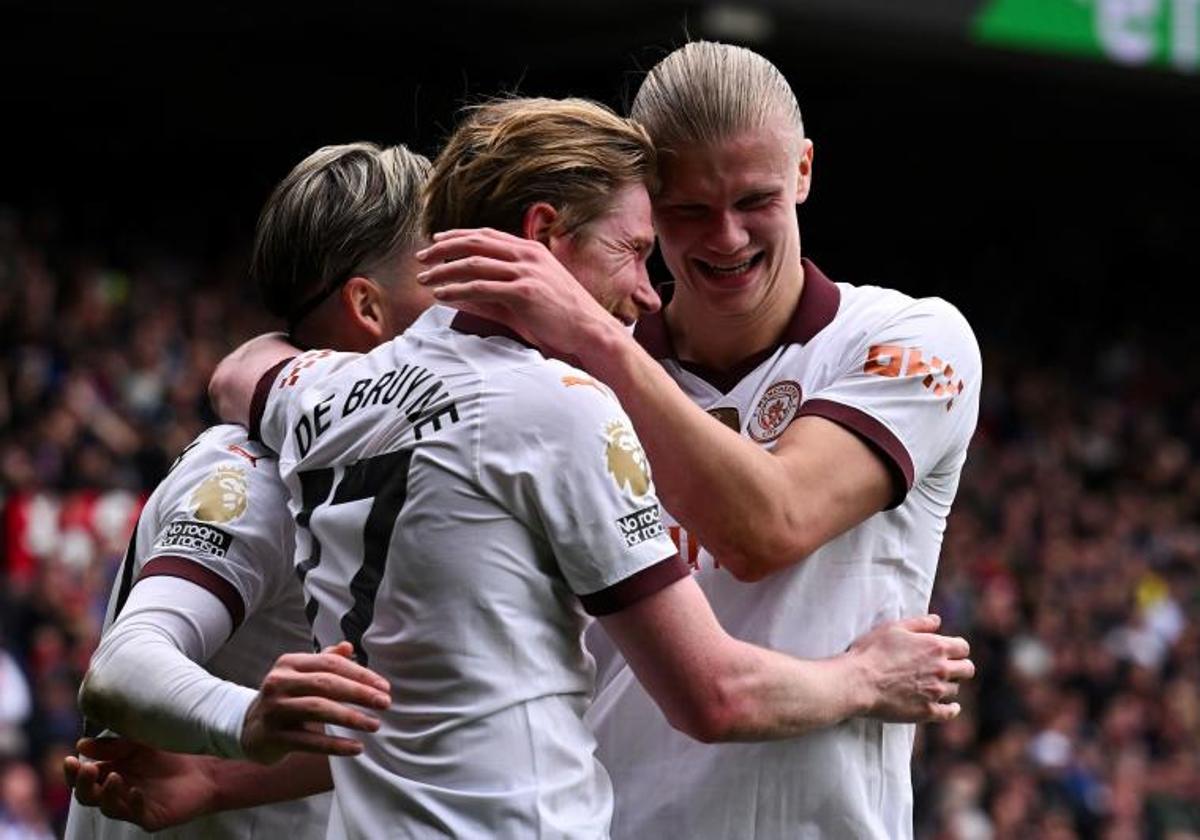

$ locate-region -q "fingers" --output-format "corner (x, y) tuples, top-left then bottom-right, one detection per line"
(63, 755), (80, 789)
(940, 634), (970, 659)
(71, 760), (106, 808)
(270, 651), (390, 702)
(430, 280), (533, 305)
(77, 737), (140, 762)
(321, 641), (355, 658)
(263, 696), (382, 733)
(99, 771), (138, 823)
(945, 657), (975, 682)
(926, 701), (962, 723)
(264, 728), (366, 757)
(417, 256), (521, 288)
(417, 229), (532, 265)
(895, 613), (941, 633)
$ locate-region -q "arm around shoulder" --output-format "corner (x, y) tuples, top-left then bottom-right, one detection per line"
(208, 333), (298, 428)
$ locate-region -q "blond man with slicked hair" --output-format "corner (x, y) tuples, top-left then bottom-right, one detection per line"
(419, 42), (983, 839)
(75, 95), (974, 840)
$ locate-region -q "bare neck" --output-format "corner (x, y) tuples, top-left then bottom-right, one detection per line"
(666, 268), (805, 373)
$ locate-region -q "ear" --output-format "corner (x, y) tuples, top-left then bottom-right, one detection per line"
(521, 202), (559, 246)
(795, 139), (815, 205)
(341, 276), (387, 344)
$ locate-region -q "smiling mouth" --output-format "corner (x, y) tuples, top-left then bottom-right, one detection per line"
(695, 253), (764, 279)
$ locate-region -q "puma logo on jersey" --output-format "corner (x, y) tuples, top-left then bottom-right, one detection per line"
(864, 344), (965, 410)
(562, 375), (611, 398)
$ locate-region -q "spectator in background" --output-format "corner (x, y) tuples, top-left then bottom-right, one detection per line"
(0, 762), (54, 840)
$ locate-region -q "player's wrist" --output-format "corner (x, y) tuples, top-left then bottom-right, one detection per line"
(574, 315), (637, 377)
(836, 648), (876, 720)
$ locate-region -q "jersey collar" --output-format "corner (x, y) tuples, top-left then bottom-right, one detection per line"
(634, 258), (841, 392)
(448, 311), (538, 350)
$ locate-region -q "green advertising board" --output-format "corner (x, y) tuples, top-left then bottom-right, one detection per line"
(973, 0), (1199, 72)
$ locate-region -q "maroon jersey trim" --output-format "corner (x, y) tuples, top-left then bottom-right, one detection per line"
(137, 555), (246, 629)
(248, 356), (296, 444)
(578, 554), (690, 617)
(634, 259), (841, 394)
(798, 399), (915, 510)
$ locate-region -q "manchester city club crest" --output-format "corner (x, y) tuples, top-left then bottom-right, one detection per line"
(748, 380), (803, 443)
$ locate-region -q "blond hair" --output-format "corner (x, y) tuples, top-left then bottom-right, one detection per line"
(252, 142), (430, 326)
(631, 41), (803, 151)
(423, 97), (656, 238)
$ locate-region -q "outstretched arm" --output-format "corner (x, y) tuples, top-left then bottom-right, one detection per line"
(600, 575), (972, 742)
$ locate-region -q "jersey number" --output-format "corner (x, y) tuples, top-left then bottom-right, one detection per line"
(295, 449), (413, 665)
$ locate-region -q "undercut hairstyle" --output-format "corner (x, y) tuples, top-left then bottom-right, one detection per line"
(631, 41), (804, 152)
(423, 97), (657, 238)
(252, 142), (431, 328)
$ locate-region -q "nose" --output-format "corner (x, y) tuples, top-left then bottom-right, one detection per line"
(707, 210), (750, 255)
(632, 268), (661, 315)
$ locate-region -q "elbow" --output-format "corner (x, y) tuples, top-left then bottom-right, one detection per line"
(665, 673), (751, 744)
(78, 667), (118, 730)
(718, 528), (816, 583)
(669, 702), (736, 744)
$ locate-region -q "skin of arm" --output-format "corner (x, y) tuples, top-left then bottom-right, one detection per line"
(70, 578), (972, 826)
(65, 740), (332, 833)
(599, 576), (972, 743)
(208, 332), (299, 427)
(417, 229), (892, 580)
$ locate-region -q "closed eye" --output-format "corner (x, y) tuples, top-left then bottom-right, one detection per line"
(736, 191), (778, 211)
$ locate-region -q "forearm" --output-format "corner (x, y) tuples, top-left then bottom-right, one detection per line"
(80, 580), (255, 759)
(578, 321), (796, 574)
(210, 752), (332, 811)
(705, 641), (868, 741)
(209, 332), (297, 426)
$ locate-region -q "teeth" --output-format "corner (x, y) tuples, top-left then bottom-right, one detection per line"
(704, 258), (753, 274)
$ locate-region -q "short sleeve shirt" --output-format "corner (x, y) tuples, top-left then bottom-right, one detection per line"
(252, 305), (683, 839)
(586, 260), (982, 840)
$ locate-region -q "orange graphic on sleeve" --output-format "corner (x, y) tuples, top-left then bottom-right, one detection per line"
(864, 344), (965, 410)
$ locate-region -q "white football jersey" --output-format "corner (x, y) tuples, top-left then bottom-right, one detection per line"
(252, 305), (684, 840)
(64, 425), (329, 840)
(586, 260), (982, 839)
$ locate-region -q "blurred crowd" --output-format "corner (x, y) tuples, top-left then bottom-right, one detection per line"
(1, 206), (1198, 839)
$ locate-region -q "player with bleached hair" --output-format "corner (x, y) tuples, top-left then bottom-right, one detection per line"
(63, 141), (432, 840)
(76, 96), (972, 839)
(418, 42), (983, 839)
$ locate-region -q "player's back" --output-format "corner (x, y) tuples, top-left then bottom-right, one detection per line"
(64, 424), (330, 840)
(259, 306), (677, 838)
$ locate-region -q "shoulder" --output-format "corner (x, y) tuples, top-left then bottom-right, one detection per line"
(156, 425), (287, 533)
(833, 284), (977, 358)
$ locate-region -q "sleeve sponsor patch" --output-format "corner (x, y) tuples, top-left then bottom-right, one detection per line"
(864, 344), (966, 411)
(154, 521), (235, 557)
(616, 504), (664, 548)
